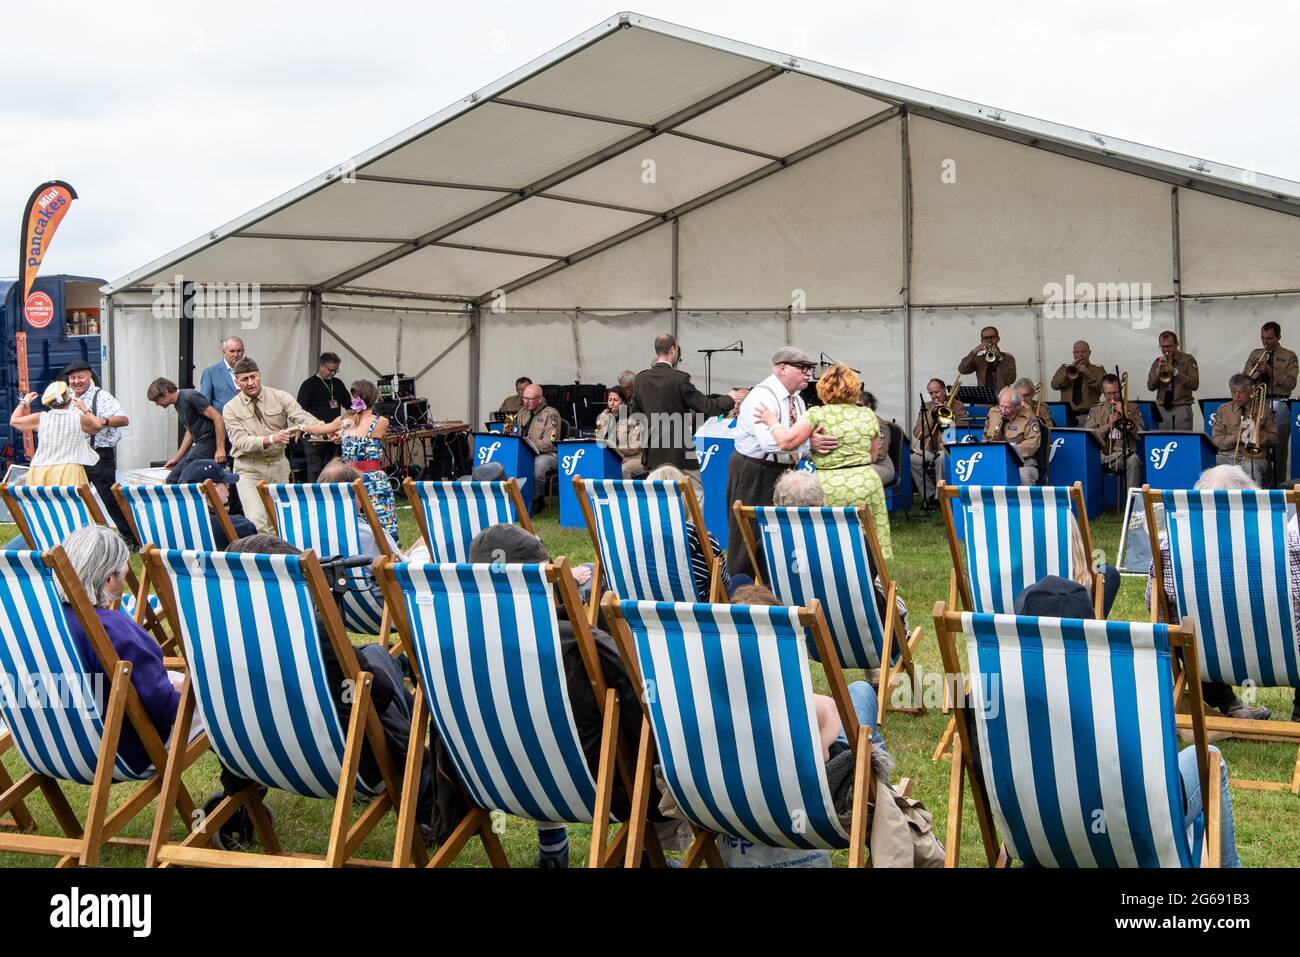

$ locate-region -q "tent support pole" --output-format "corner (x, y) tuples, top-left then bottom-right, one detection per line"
(102, 293), (114, 393)
(1171, 187), (1185, 343)
(308, 290), (322, 375)
(900, 110), (915, 433)
(469, 304), (481, 427)
(671, 218), (680, 338)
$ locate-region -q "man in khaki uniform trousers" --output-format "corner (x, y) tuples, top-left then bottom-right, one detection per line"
(983, 386), (1042, 485)
(1243, 321), (1297, 484)
(1050, 340), (1105, 426)
(1211, 374), (1278, 487)
(1146, 330), (1199, 431)
(514, 383), (563, 509)
(911, 377), (969, 502)
(1082, 373), (1144, 490)
(223, 357), (334, 533)
(957, 325), (1017, 393)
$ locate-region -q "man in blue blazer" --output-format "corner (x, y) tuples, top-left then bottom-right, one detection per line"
(198, 336), (244, 412)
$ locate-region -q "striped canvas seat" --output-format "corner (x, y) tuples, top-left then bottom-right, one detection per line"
(0, 550), (151, 785)
(118, 483), (217, 550)
(582, 479), (699, 602)
(1158, 488), (1300, 689)
(388, 562), (598, 822)
(955, 485), (1078, 613)
(961, 612), (1199, 867)
(155, 549), (381, 798)
(617, 600), (849, 850)
(750, 506), (894, 670)
(262, 482), (387, 635)
(406, 480), (524, 563)
(5, 485), (94, 550)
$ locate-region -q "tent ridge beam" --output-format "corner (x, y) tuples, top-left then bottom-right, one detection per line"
(237, 231), (414, 244)
(316, 65), (784, 292)
(432, 240), (564, 261)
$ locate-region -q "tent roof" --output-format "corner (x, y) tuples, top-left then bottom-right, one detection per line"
(103, 11), (1300, 300)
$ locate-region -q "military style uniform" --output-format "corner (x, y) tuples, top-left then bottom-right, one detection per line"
(1211, 399), (1278, 486)
(1146, 351), (1199, 431)
(1082, 398), (1144, 489)
(515, 402), (563, 504)
(983, 403), (1042, 485)
(1050, 361), (1106, 423)
(595, 408), (646, 478)
(498, 393), (524, 416)
(958, 348), (1017, 393)
(1244, 344), (1298, 481)
(910, 399), (969, 500)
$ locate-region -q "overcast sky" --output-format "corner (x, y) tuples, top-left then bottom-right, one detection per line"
(3, 0), (1296, 284)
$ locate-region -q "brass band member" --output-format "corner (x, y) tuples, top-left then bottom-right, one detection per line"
(1211, 374), (1277, 486)
(1050, 340), (1104, 425)
(498, 376), (531, 415)
(1146, 330), (1199, 430)
(515, 383), (563, 510)
(595, 386), (646, 478)
(859, 390), (894, 486)
(1014, 377), (1051, 437)
(1082, 373), (1143, 489)
(1244, 321), (1297, 481)
(911, 377), (969, 502)
(958, 325), (1017, 393)
(983, 386), (1042, 485)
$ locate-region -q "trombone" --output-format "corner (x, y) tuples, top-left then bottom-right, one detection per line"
(1232, 383), (1270, 462)
(1113, 372), (1137, 433)
(928, 376), (962, 430)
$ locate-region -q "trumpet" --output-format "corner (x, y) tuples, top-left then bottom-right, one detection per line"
(1156, 357), (1174, 384)
(1247, 349), (1273, 383)
(928, 376), (962, 429)
(977, 346), (1001, 364)
(1233, 383), (1270, 462)
(1065, 364), (1082, 380)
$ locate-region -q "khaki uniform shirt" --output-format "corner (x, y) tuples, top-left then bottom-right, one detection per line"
(498, 394), (524, 415)
(1050, 361), (1106, 413)
(1211, 400), (1278, 452)
(516, 403), (562, 455)
(595, 409), (643, 459)
(983, 403), (1042, 459)
(958, 348), (1017, 392)
(1243, 346), (1299, 398)
(912, 399), (970, 455)
(1146, 351), (1199, 407)
(1081, 398), (1144, 457)
(224, 387), (323, 465)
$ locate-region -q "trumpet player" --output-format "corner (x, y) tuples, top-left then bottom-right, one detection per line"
(911, 377), (969, 502)
(983, 386), (1042, 485)
(1243, 321), (1296, 482)
(1083, 373), (1143, 489)
(1050, 340), (1104, 425)
(1146, 330), (1199, 430)
(1211, 374), (1277, 486)
(958, 326), (1017, 392)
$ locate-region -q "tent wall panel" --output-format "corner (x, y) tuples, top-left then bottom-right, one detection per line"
(792, 311), (906, 425)
(910, 117), (1174, 304)
(505, 224), (673, 309)
(1179, 190), (1300, 296)
(909, 307), (1039, 403)
(111, 305), (179, 471)
(478, 312), (579, 420)
(1184, 295), (1300, 419)
(676, 311), (788, 393)
(573, 311), (670, 386)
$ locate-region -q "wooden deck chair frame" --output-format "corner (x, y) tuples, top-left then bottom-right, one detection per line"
(0, 727), (36, 833)
(403, 476), (534, 552)
(575, 476), (725, 628)
(933, 602), (1222, 868)
(377, 555), (665, 868)
(604, 593), (903, 869)
(932, 479), (1102, 760)
(259, 478), (396, 649)
(0, 482), (172, 653)
(1142, 484), (1300, 794)
(733, 500), (925, 729)
(0, 546), (210, 867)
(142, 546), (426, 868)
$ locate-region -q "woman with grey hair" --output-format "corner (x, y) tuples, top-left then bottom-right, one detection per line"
(60, 524), (180, 774)
(773, 469), (826, 506)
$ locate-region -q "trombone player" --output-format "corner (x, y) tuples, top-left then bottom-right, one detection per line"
(1243, 321), (1296, 484)
(958, 325), (1017, 393)
(911, 377), (969, 502)
(1050, 340), (1104, 425)
(1082, 373), (1143, 490)
(1211, 374), (1277, 486)
(1146, 330), (1199, 431)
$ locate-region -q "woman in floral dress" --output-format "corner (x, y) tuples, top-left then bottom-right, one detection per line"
(320, 379), (397, 541)
(754, 363), (892, 558)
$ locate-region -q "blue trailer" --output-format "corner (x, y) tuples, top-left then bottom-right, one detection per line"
(0, 274), (104, 465)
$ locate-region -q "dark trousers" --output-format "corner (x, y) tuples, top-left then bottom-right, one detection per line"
(724, 452), (789, 580)
(304, 440), (336, 483)
(85, 446), (136, 545)
(165, 440), (216, 485)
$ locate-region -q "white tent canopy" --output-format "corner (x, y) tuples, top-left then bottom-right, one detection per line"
(104, 11), (1300, 470)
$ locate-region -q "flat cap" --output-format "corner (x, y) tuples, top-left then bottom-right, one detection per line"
(468, 523), (549, 564)
(771, 346), (816, 367)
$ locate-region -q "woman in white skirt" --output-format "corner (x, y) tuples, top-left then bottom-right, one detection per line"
(9, 380), (100, 486)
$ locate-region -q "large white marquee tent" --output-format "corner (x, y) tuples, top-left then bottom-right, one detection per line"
(103, 11), (1300, 470)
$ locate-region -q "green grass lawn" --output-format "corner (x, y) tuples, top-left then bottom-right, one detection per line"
(2, 503), (1298, 868)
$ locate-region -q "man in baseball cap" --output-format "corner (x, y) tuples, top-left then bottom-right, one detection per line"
(179, 458), (257, 548)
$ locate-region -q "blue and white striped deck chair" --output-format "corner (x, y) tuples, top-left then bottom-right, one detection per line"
(259, 481), (391, 636)
(144, 548), (414, 867)
(1146, 486), (1300, 792)
(379, 559), (638, 868)
(0, 548), (207, 865)
(404, 477), (533, 563)
(603, 596), (880, 868)
(576, 478), (721, 625)
(939, 482), (1101, 616)
(735, 504), (925, 726)
(934, 606), (1223, 867)
(114, 481), (234, 552)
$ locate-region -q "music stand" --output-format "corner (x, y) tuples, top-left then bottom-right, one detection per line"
(956, 385), (998, 407)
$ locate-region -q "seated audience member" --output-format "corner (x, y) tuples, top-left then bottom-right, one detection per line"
(468, 524), (680, 867)
(60, 524), (181, 775)
(316, 458), (404, 557)
(646, 464), (752, 598)
(179, 458), (257, 549)
(1145, 464), (1291, 721)
(859, 391), (896, 487)
(1015, 576), (1241, 867)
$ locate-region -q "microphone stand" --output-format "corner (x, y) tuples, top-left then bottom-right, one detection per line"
(697, 340), (743, 394)
(918, 391), (934, 512)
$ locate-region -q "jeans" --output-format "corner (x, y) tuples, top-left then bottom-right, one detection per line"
(832, 681), (886, 750)
(1179, 744), (1239, 868)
